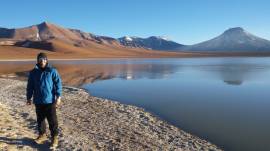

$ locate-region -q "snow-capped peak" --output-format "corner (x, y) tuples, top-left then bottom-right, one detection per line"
(159, 36), (170, 41)
(124, 36), (133, 41)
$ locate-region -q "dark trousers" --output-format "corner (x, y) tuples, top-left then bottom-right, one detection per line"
(35, 103), (59, 137)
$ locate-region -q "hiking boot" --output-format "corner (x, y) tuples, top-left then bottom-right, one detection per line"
(34, 134), (47, 144)
(50, 136), (59, 149)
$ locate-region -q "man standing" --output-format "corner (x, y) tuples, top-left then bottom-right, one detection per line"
(26, 52), (62, 149)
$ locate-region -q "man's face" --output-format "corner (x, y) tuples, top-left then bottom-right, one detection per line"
(38, 58), (47, 68)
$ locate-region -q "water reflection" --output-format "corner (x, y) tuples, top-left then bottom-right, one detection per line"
(116, 63), (180, 80)
(223, 80), (243, 85)
(0, 60), (181, 86)
(1, 58), (270, 87)
(187, 59), (270, 86)
(82, 58), (270, 151)
(1, 58), (270, 151)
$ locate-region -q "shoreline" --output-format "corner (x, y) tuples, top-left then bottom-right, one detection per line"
(0, 78), (222, 150)
(1, 52), (270, 62)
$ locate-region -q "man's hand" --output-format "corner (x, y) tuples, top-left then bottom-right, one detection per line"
(26, 100), (32, 105)
(55, 97), (61, 108)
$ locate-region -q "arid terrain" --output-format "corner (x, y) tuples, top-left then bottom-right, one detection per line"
(1, 22), (270, 61)
(0, 78), (222, 150)
(0, 22), (199, 60)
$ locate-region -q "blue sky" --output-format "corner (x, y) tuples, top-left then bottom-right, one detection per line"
(1, 0), (270, 44)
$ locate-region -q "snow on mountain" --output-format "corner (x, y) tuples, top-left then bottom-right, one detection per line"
(0, 22), (121, 48)
(118, 36), (183, 51)
(2, 23), (270, 52)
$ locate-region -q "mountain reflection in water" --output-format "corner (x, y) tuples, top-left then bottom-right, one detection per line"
(1, 58), (270, 151)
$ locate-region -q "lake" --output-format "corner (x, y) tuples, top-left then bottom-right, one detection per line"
(82, 57), (270, 151)
(1, 57), (270, 150)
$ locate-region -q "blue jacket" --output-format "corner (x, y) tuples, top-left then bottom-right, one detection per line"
(27, 64), (62, 104)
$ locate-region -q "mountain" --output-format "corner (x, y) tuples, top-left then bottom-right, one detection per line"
(0, 22), (184, 51)
(0, 22), (122, 49)
(179, 27), (270, 51)
(2, 22), (270, 56)
(0, 22), (78, 41)
(0, 22), (186, 59)
(118, 36), (184, 51)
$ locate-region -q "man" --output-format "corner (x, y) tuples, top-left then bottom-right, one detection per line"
(26, 52), (62, 149)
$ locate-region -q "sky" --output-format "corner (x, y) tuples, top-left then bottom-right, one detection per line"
(1, 0), (270, 44)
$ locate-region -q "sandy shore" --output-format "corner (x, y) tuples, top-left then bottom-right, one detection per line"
(0, 78), (222, 150)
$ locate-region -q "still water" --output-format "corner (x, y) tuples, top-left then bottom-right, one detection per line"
(82, 57), (270, 151)
(1, 57), (269, 150)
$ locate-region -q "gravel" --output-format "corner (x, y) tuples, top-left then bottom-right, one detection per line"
(0, 78), (222, 151)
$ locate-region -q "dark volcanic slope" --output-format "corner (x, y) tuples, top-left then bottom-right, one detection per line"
(118, 36), (184, 51)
